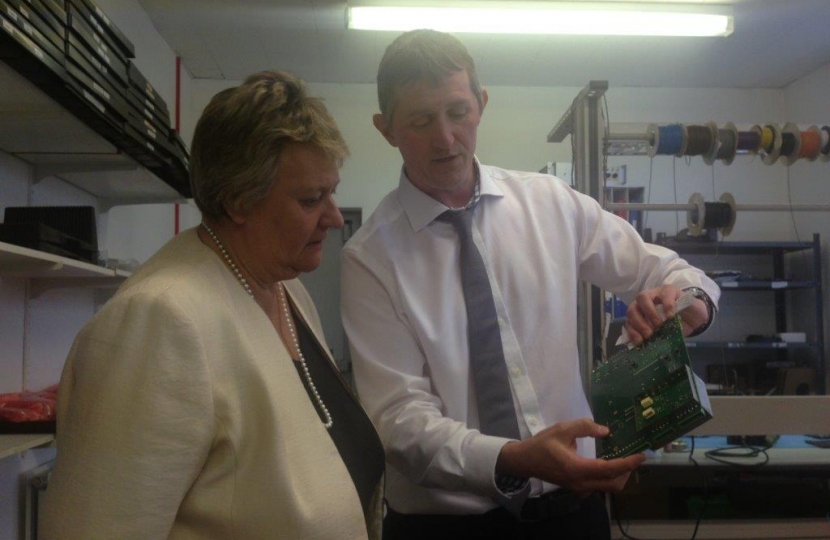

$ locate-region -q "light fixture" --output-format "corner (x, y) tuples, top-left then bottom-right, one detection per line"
(347, 2), (734, 37)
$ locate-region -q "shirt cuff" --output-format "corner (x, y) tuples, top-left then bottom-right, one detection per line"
(466, 434), (522, 499)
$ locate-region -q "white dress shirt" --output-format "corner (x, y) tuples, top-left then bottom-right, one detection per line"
(341, 160), (720, 516)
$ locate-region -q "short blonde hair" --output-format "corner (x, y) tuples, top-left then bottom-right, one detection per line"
(190, 71), (348, 220)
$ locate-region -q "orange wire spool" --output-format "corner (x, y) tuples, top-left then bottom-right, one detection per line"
(798, 126), (822, 161)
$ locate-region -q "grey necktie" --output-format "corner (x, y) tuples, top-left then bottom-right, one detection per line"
(441, 205), (521, 440)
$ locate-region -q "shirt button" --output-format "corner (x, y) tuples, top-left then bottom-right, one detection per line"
(511, 366), (521, 376)
(528, 417), (538, 426)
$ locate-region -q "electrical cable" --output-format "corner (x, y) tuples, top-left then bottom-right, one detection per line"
(613, 437), (710, 540)
(736, 129), (761, 153)
(644, 157), (654, 230)
(704, 445), (770, 467)
(780, 131), (798, 158)
(655, 124), (684, 156)
(687, 436), (707, 540)
(760, 126), (775, 152)
(701, 202), (733, 231)
(685, 125), (714, 156)
(798, 128), (822, 160)
(613, 494), (646, 540)
(785, 166), (809, 270)
(715, 127), (737, 162)
(673, 158), (679, 234)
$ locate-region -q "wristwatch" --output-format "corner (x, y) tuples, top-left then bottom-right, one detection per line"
(682, 286), (716, 337)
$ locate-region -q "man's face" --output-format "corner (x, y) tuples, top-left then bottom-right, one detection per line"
(374, 70), (487, 208)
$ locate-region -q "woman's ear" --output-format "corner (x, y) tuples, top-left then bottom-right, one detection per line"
(223, 202), (247, 225)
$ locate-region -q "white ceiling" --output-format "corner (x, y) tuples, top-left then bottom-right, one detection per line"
(136, 0), (830, 89)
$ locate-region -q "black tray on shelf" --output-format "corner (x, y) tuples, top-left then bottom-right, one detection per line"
(127, 59), (169, 115)
(0, 9), (67, 82)
(66, 0), (133, 58)
(6, 0), (63, 52)
(23, 0), (64, 29)
(19, 0), (65, 37)
(126, 81), (172, 131)
(0, 420), (56, 434)
(1, 0), (63, 64)
(66, 5), (128, 86)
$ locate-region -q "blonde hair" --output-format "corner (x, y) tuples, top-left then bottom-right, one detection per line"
(190, 71), (348, 220)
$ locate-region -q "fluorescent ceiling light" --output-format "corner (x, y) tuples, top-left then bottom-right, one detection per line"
(347, 2), (734, 37)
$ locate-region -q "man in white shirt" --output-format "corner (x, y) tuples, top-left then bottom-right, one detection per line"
(342, 29), (719, 540)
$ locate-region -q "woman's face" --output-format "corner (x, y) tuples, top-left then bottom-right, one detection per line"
(239, 142), (344, 281)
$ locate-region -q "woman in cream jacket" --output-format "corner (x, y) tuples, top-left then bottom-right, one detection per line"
(41, 71), (384, 540)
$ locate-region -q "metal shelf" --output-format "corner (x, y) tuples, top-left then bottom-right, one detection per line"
(718, 280), (818, 290)
(686, 341), (819, 350)
(0, 53), (187, 205)
(656, 239), (816, 256)
(0, 434), (54, 460)
(0, 241), (128, 297)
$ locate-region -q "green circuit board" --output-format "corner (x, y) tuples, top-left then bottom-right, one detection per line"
(592, 316), (713, 459)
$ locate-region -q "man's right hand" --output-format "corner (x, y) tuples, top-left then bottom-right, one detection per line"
(495, 418), (644, 493)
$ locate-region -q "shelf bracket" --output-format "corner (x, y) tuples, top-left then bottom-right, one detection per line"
(29, 276), (125, 299)
(33, 160), (140, 184)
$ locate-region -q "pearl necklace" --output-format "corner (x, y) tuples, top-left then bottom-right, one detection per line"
(201, 223), (333, 429)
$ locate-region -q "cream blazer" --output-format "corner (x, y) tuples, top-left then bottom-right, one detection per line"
(41, 228), (383, 540)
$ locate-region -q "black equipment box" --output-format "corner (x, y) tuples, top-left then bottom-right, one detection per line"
(2, 206), (98, 263)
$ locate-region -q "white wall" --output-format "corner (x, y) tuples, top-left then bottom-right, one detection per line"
(0, 0), (189, 537)
(190, 79), (790, 241)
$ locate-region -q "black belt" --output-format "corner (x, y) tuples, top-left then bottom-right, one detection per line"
(519, 489), (595, 522)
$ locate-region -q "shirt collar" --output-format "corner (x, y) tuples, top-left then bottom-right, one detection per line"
(397, 157), (504, 233)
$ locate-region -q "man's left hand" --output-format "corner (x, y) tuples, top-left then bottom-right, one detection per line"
(624, 284), (709, 345)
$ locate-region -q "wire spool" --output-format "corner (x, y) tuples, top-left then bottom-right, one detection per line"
(798, 126), (822, 161)
(687, 193), (706, 236)
(715, 192), (737, 236)
(736, 125), (763, 154)
(686, 193), (737, 237)
(760, 123), (783, 165)
(714, 122), (739, 165)
(703, 122), (722, 164)
(820, 126), (830, 163)
(646, 123), (660, 157)
(779, 122), (801, 165)
(685, 124), (715, 157)
(648, 123), (686, 157)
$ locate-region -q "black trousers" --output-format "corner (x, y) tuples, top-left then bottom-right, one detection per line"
(382, 492), (611, 540)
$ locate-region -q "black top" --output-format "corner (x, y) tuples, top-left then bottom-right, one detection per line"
(291, 307), (385, 525)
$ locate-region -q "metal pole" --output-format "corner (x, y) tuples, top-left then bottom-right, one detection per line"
(548, 80), (609, 389)
(606, 202), (830, 212)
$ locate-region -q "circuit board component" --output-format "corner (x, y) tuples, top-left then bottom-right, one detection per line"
(592, 315), (713, 459)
